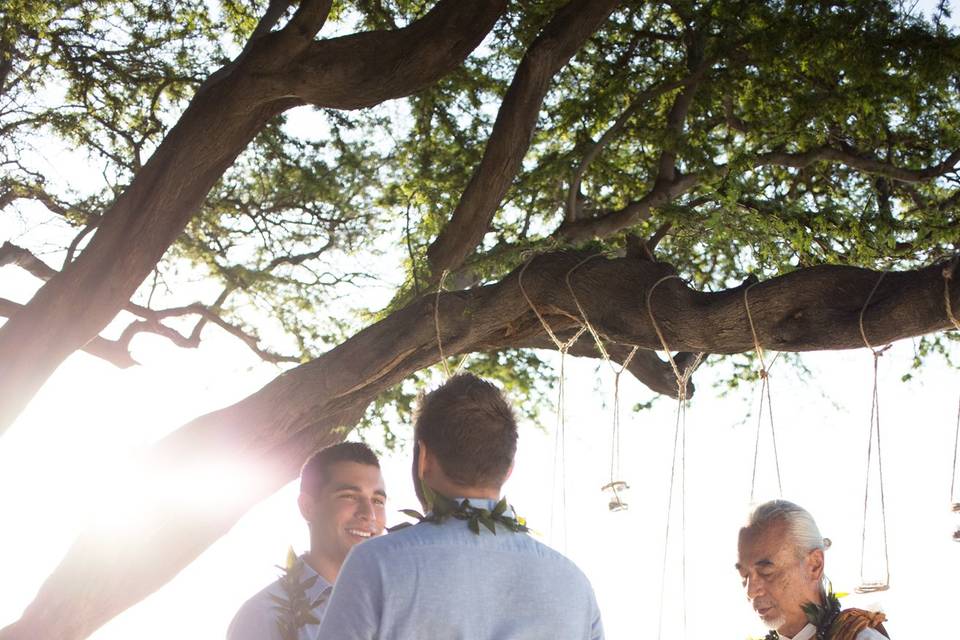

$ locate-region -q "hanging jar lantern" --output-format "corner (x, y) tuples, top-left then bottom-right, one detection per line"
(601, 480), (629, 512)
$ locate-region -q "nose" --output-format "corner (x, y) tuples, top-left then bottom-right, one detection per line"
(354, 497), (374, 520)
(745, 575), (764, 600)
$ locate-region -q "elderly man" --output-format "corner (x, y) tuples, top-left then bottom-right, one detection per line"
(318, 373), (603, 639)
(737, 500), (889, 640)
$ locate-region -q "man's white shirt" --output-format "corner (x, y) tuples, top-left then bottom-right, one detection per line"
(779, 623), (887, 640)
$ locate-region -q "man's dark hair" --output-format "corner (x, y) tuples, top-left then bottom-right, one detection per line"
(414, 373), (517, 488)
(300, 441), (380, 496)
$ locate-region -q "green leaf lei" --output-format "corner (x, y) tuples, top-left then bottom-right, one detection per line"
(762, 589), (843, 640)
(396, 486), (529, 535)
(269, 547), (330, 640)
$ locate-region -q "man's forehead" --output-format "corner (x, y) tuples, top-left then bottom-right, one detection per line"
(738, 520), (791, 564)
(324, 460), (386, 491)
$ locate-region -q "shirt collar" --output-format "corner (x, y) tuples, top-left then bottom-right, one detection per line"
(298, 554), (333, 593)
(780, 623), (817, 640)
(427, 497), (516, 519)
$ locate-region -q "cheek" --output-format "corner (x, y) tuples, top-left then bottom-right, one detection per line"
(330, 500), (358, 524)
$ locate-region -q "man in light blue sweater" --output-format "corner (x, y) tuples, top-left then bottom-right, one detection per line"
(318, 373), (604, 639)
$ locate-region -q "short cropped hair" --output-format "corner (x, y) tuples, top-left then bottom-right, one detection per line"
(414, 373), (518, 488)
(744, 499), (831, 557)
(300, 441), (380, 496)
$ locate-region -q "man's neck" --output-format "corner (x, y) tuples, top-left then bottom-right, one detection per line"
(426, 480), (500, 502)
(302, 548), (341, 586)
(778, 592), (823, 638)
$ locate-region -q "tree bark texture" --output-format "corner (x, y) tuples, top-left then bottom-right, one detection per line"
(0, 0), (507, 434)
(3, 251), (958, 640)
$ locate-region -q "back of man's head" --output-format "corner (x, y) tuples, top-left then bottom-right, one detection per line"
(414, 373), (517, 489)
(744, 499), (830, 558)
(300, 441), (380, 496)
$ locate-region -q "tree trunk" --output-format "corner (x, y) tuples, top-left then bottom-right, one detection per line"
(3, 251), (957, 640)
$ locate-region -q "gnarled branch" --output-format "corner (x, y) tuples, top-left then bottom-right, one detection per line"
(755, 147), (960, 183)
(425, 0), (622, 276)
(279, 0), (508, 109)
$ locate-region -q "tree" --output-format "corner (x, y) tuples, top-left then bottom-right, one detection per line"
(1, 1), (959, 638)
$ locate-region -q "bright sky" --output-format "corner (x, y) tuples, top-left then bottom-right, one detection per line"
(2, 2), (959, 638)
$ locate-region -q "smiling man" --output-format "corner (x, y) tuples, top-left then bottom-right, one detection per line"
(737, 500), (889, 640)
(227, 442), (387, 640)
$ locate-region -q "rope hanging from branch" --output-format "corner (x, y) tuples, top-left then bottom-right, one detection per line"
(433, 269), (469, 377)
(647, 274), (704, 640)
(943, 260), (960, 542)
(856, 272), (891, 594)
(518, 256), (587, 551)
(563, 253), (640, 511)
(743, 282), (784, 503)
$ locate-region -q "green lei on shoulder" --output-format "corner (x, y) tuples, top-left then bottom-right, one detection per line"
(270, 547), (330, 640)
(762, 590), (843, 640)
(395, 485), (529, 535)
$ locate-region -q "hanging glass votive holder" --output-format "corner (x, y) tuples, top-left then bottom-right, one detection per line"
(601, 480), (629, 512)
(854, 581), (889, 594)
(952, 502), (960, 542)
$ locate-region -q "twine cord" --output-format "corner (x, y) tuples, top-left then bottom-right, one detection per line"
(563, 253), (639, 487)
(857, 272), (891, 592)
(945, 261), (960, 507)
(518, 255), (587, 551)
(951, 395), (960, 506)
(744, 282), (784, 502)
(433, 270), (468, 378)
(647, 274), (703, 640)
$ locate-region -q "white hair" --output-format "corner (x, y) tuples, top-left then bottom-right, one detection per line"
(746, 499), (832, 556)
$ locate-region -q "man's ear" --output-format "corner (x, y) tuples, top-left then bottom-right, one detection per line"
(297, 492), (315, 522)
(806, 548), (825, 582)
(416, 440), (430, 479)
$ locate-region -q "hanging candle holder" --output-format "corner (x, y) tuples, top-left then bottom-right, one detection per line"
(855, 275), (891, 595)
(601, 480), (629, 512)
(855, 580), (890, 594)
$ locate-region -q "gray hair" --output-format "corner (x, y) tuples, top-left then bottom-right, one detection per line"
(745, 499), (832, 556)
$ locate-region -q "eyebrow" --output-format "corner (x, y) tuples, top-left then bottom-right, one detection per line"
(735, 559), (773, 571)
(331, 483), (387, 498)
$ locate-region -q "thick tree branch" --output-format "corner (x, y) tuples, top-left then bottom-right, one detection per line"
(558, 51), (714, 242)
(1, 243), (297, 366)
(6, 251), (958, 640)
(566, 76), (689, 220)
(278, 0), (508, 109)
(522, 331), (698, 398)
(557, 170), (710, 242)
(425, 0), (622, 276)
(755, 147), (960, 183)
(0, 298), (137, 368)
(0, 241), (58, 279)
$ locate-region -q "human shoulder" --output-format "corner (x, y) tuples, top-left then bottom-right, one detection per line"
(227, 577), (284, 640)
(830, 608), (888, 640)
